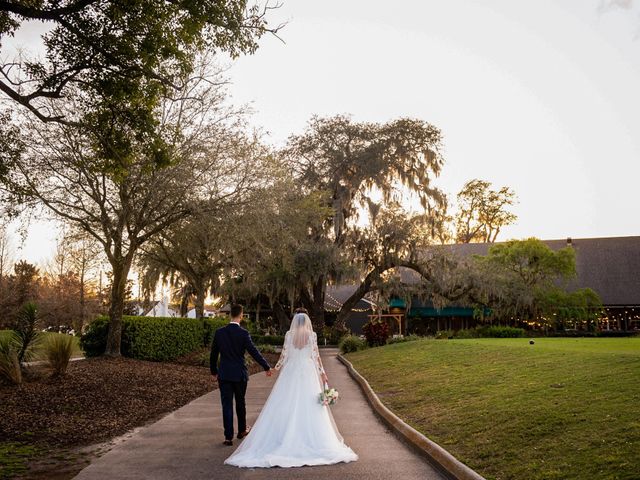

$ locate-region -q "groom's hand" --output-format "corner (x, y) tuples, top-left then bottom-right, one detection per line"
(211, 374), (218, 382)
(266, 369), (273, 377)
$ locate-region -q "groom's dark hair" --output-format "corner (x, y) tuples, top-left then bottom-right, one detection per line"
(294, 307), (308, 315)
(230, 304), (243, 318)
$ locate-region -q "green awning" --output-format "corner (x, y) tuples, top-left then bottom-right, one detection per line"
(408, 306), (476, 318)
(389, 298), (407, 308)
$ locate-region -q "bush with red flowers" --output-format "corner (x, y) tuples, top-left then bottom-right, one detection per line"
(362, 320), (390, 347)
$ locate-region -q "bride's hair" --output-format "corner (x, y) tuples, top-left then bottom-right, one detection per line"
(289, 312), (314, 348)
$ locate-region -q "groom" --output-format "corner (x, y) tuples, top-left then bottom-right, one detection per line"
(210, 304), (273, 446)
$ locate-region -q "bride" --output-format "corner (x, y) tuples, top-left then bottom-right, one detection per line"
(224, 310), (358, 468)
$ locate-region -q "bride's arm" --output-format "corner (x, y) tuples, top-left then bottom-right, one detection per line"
(311, 332), (329, 384)
(274, 332), (289, 370)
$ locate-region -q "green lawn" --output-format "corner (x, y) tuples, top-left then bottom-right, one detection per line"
(347, 338), (640, 480)
(0, 330), (83, 359)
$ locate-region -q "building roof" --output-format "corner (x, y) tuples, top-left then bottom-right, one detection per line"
(325, 284), (375, 311)
(325, 236), (640, 310)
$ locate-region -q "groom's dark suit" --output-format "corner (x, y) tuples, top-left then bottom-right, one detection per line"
(210, 322), (271, 441)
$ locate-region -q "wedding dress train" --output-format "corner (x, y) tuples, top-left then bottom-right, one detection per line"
(224, 314), (358, 468)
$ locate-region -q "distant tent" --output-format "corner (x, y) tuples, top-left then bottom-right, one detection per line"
(145, 296), (179, 317)
(187, 308), (217, 318)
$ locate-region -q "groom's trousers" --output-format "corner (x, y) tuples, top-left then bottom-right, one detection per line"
(218, 379), (248, 440)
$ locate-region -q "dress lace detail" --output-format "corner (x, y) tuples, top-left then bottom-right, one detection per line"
(274, 332), (289, 370)
(311, 332), (325, 375)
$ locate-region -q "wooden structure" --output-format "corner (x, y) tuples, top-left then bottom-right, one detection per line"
(368, 313), (405, 336)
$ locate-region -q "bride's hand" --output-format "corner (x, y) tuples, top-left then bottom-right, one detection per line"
(321, 373), (329, 384)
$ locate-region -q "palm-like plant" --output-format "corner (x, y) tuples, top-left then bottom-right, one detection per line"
(14, 302), (42, 364)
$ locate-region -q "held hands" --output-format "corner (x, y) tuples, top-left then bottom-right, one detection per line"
(266, 368), (273, 377)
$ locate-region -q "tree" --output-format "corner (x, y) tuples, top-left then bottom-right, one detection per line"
(455, 179), (517, 243)
(0, 0), (278, 167)
(284, 115), (445, 329)
(0, 260), (40, 328)
(210, 173), (334, 331)
(65, 232), (103, 330)
(138, 205), (228, 319)
(1, 67), (261, 356)
(41, 230), (103, 330)
(473, 238), (602, 328)
(538, 287), (603, 331)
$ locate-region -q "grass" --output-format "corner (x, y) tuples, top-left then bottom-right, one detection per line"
(346, 337), (640, 480)
(0, 330), (82, 360)
(0, 442), (40, 479)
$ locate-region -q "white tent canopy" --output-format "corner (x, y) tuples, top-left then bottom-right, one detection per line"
(145, 296), (179, 317)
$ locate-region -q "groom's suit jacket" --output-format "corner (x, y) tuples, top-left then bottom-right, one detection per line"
(210, 323), (271, 382)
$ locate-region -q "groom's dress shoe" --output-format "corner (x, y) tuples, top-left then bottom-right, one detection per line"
(223, 439), (233, 446)
(237, 426), (251, 439)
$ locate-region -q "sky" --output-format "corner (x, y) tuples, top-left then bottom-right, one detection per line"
(6, 0), (640, 266)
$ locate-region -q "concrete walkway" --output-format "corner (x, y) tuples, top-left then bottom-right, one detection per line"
(74, 349), (445, 480)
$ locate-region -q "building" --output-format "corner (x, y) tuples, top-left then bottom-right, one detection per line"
(334, 236), (640, 334)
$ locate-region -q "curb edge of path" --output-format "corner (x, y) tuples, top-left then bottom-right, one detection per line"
(337, 354), (486, 480)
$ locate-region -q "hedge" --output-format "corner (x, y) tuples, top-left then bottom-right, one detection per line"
(476, 325), (525, 338)
(81, 315), (229, 361)
(251, 334), (285, 346)
(203, 317), (229, 346)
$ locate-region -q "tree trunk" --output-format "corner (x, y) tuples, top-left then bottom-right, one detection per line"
(194, 291), (205, 319)
(79, 267), (85, 332)
(336, 266), (383, 329)
(311, 276), (326, 332)
(179, 290), (189, 317)
(105, 257), (133, 357)
(273, 301), (290, 333)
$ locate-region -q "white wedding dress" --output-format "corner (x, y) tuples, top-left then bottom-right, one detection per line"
(224, 313), (358, 468)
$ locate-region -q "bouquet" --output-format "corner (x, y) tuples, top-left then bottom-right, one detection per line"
(319, 384), (339, 406)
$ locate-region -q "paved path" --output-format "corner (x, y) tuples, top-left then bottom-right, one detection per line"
(74, 349), (445, 480)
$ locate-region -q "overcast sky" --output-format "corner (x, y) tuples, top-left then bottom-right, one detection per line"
(9, 0), (640, 265)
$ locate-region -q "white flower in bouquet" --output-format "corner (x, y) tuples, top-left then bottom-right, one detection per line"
(319, 386), (340, 406)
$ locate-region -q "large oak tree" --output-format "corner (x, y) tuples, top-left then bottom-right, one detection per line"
(283, 114), (446, 329)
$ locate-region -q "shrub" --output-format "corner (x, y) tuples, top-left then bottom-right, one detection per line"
(257, 344), (277, 354)
(362, 320), (390, 347)
(321, 324), (350, 345)
(203, 317), (228, 346)
(476, 326), (525, 338)
(0, 335), (21, 384)
(81, 315), (227, 361)
(14, 302), (42, 364)
(80, 317), (109, 357)
(453, 328), (480, 339)
(251, 334), (285, 346)
(387, 334), (422, 344)
(197, 350), (210, 367)
(45, 334), (75, 376)
(435, 329), (455, 339)
(339, 335), (367, 354)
